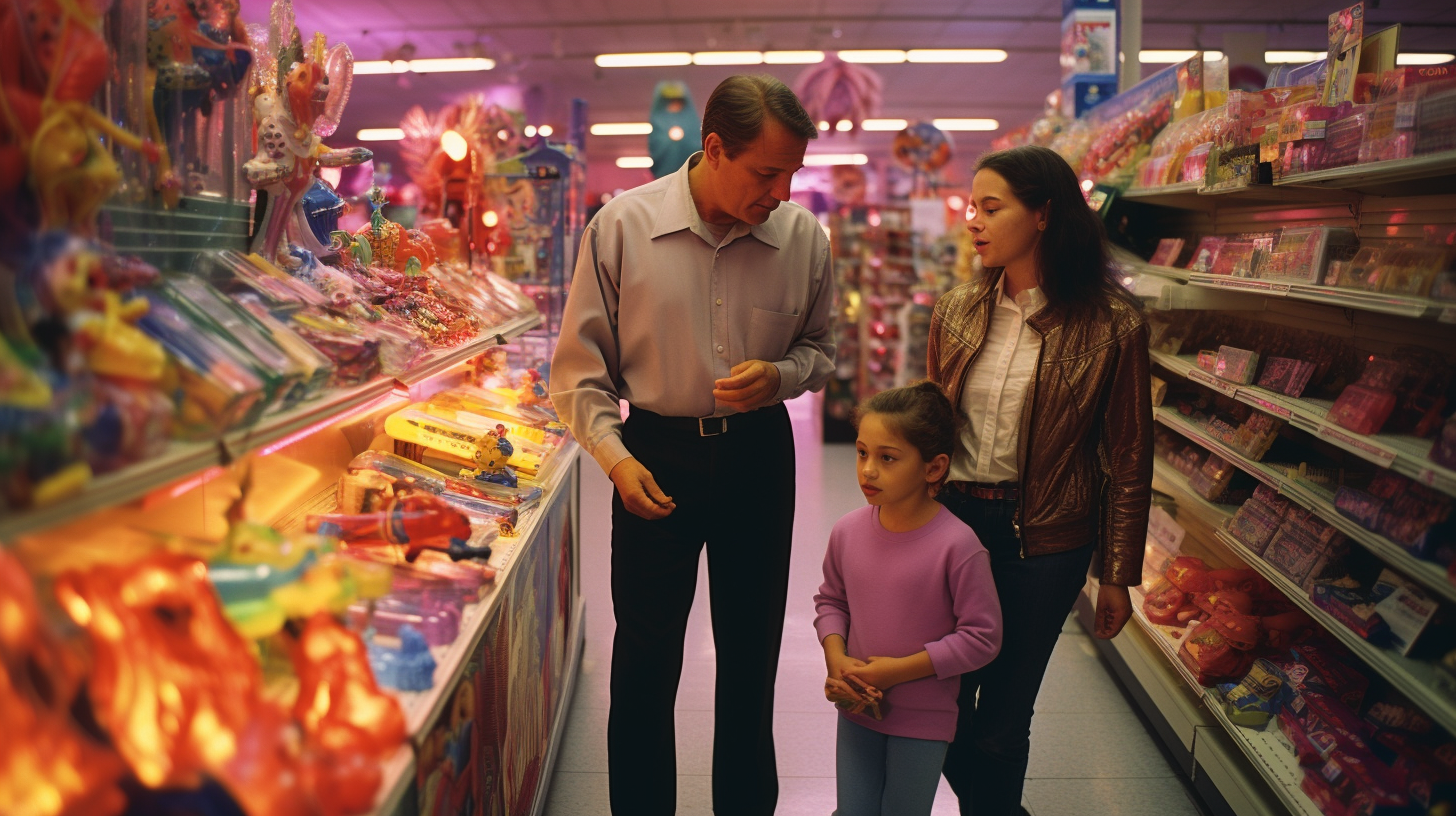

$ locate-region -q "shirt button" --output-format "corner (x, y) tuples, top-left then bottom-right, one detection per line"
(716, 298), (723, 306)
(717, 345), (724, 353)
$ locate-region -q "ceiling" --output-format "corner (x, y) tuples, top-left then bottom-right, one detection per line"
(244, 0), (1456, 194)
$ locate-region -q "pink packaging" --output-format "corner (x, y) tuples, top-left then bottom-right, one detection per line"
(1328, 384), (1397, 435)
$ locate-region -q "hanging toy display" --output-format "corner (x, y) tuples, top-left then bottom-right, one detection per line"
(0, 0), (165, 235)
(243, 0), (370, 263)
(648, 80), (699, 178)
(793, 53), (884, 134)
(891, 121), (954, 196)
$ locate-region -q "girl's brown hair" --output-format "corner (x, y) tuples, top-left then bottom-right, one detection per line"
(855, 381), (960, 466)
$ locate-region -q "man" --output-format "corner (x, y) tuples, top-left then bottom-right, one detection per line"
(550, 74), (833, 815)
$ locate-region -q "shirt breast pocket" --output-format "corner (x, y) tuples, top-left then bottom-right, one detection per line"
(747, 307), (800, 362)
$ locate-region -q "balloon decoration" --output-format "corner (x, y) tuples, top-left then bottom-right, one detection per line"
(648, 81), (699, 178)
(891, 122), (953, 197)
(793, 54), (883, 134)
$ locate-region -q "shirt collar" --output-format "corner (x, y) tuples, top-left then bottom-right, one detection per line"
(993, 276), (1047, 315)
(649, 152), (782, 249)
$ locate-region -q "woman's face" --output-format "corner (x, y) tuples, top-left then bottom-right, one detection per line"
(966, 168), (1044, 273)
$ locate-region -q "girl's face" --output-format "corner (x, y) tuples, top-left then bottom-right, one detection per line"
(855, 413), (947, 507)
(966, 168), (1046, 272)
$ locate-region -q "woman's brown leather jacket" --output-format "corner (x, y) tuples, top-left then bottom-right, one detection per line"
(928, 269), (1152, 586)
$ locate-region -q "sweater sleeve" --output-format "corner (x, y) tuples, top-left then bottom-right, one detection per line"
(812, 529), (851, 645)
(924, 549), (1003, 680)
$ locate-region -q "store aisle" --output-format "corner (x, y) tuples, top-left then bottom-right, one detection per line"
(543, 396), (1205, 816)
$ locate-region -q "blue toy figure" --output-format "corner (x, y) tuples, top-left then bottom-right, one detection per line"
(649, 81), (700, 179)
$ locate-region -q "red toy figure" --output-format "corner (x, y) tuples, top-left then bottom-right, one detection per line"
(308, 489), (489, 562)
(0, 551), (126, 816)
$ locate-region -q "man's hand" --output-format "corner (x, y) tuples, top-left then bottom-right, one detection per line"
(712, 360), (781, 412)
(1094, 583), (1133, 639)
(609, 457), (675, 520)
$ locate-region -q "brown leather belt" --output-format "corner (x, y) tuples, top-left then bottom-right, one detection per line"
(945, 481), (1020, 501)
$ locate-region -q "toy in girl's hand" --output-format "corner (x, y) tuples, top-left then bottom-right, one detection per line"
(825, 674), (885, 720)
(307, 490), (490, 562)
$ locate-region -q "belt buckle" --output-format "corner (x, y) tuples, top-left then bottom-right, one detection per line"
(698, 417), (727, 437)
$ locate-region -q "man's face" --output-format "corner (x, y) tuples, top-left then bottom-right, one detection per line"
(705, 116), (807, 225)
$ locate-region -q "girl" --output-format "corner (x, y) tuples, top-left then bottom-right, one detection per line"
(928, 144), (1153, 815)
(814, 382), (1003, 816)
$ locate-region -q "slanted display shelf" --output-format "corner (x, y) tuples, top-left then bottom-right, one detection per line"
(0, 314), (542, 542)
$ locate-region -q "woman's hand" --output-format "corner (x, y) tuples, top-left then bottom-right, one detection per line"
(1094, 584), (1133, 639)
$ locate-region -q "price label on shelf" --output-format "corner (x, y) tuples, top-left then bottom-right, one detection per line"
(1240, 393), (1293, 419)
(1317, 425), (1398, 466)
(1189, 368), (1239, 397)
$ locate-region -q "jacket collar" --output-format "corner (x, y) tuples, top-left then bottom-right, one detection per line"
(649, 151), (782, 249)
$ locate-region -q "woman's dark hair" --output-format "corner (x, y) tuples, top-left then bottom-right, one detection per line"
(974, 145), (1134, 316)
(855, 381), (959, 466)
(701, 74), (819, 159)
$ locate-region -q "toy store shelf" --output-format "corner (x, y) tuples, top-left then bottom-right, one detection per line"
(396, 313), (542, 387)
(1152, 407), (1290, 491)
(1152, 459), (1238, 530)
(1215, 528), (1456, 736)
(0, 379), (396, 542)
(1126, 580), (1325, 816)
(1153, 396), (1456, 603)
(1275, 150), (1456, 196)
(1149, 351), (1456, 497)
(369, 440), (579, 815)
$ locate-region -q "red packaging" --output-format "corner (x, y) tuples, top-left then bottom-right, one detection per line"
(1281, 709), (1327, 766)
(1328, 384), (1397, 435)
(1301, 770), (1355, 816)
(1290, 642), (1371, 710)
(1318, 749), (1409, 811)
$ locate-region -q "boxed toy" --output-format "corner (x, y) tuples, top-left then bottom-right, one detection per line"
(1370, 569), (1440, 657)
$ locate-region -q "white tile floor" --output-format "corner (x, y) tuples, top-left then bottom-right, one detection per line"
(543, 395), (1206, 815)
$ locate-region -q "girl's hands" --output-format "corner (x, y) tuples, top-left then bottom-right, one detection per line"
(843, 655), (906, 692)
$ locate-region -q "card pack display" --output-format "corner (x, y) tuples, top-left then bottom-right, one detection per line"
(1257, 227), (1360, 283)
(1257, 356), (1318, 398)
(1148, 238), (1186, 267)
(1209, 233), (1278, 278)
(1215, 345), (1261, 384)
(1187, 237), (1227, 273)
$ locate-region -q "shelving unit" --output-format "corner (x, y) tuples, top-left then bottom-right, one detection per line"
(370, 444), (582, 814)
(0, 315), (541, 543)
(1102, 145), (1456, 816)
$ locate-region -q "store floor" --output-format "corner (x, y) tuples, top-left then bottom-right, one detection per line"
(543, 396), (1206, 816)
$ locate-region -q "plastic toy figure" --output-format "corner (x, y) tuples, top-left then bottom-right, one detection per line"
(244, 2), (370, 262)
(0, 0), (167, 232)
(385, 408), (520, 489)
(0, 551), (127, 816)
(351, 186), (438, 272)
(307, 490), (492, 562)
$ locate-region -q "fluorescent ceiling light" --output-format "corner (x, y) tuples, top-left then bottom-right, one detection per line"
(1265, 50), (1325, 63)
(839, 50), (907, 64)
(591, 122), (653, 136)
(1140, 49), (1225, 63)
(804, 153), (868, 166)
(905, 49), (1006, 63)
(596, 52), (692, 68)
(409, 57), (493, 72)
(616, 156), (654, 168)
(862, 118), (909, 131)
(764, 50), (825, 64)
(355, 60), (410, 75)
(693, 51), (763, 65)
(1397, 53), (1455, 65)
(933, 118), (999, 131)
(357, 128), (404, 141)
(835, 120), (853, 132)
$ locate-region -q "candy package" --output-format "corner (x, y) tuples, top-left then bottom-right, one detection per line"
(1257, 356), (1318, 398)
(1215, 345), (1261, 385)
(1257, 227), (1359, 283)
(134, 292), (268, 437)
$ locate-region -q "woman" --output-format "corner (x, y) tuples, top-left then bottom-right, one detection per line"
(927, 144), (1153, 816)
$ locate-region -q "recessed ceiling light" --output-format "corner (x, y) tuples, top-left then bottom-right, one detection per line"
(596, 52), (693, 68)
(357, 128), (405, 141)
(1397, 53), (1455, 65)
(932, 118), (999, 131)
(616, 157), (654, 168)
(905, 49), (1006, 63)
(1265, 50), (1325, 63)
(764, 51), (825, 64)
(591, 123), (653, 136)
(693, 51), (763, 65)
(409, 57), (494, 72)
(861, 119), (909, 131)
(835, 120), (853, 132)
(839, 50), (907, 64)
(804, 154), (869, 166)
(537, 124), (554, 137)
(1140, 49), (1224, 63)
